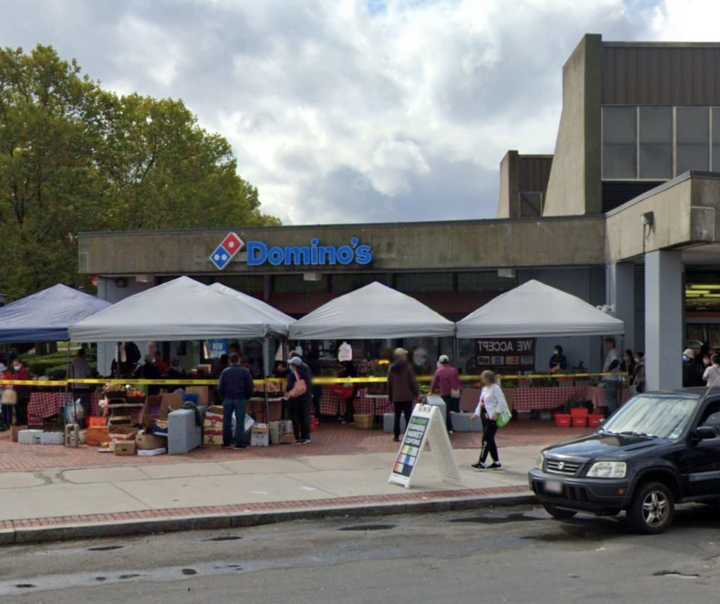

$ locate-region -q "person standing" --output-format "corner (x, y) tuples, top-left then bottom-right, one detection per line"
(0, 363), (12, 429)
(633, 352), (646, 394)
(548, 346), (568, 374)
(10, 358), (30, 426)
(602, 338), (622, 414)
(388, 348), (419, 442)
(285, 356), (313, 444)
(704, 354), (720, 389)
(430, 355), (462, 434)
(471, 370), (509, 470)
(67, 348), (93, 427)
(218, 353), (254, 449)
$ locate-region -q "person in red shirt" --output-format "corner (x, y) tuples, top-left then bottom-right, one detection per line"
(430, 355), (462, 434)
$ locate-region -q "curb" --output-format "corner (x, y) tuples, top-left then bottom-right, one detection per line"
(0, 492), (536, 546)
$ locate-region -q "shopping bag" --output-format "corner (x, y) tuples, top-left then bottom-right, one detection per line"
(244, 414), (255, 433)
(496, 409), (512, 429)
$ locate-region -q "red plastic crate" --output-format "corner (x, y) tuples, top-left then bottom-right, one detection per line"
(572, 416), (588, 428)
(588, 414), (604, 429)
(554, 413), (572, 428)
(570, 407), (589, 418)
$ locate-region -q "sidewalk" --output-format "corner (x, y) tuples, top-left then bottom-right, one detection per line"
(0, 423), (586, 544)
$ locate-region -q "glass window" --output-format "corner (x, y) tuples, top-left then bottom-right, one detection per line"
(394, 272), (453, 292)
(713, 108), (720, 172)
(677, 107), (709, 174)
(519, 192), (543, 217)
(639, 107), (672, 179)
(272, 274), (327, 294)
(603, 106), (637, 179)
(457, 272), (517, 292)
(331, 273), (386, 294)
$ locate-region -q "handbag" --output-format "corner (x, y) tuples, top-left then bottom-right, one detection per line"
(287, 369), (308, 398)
(1, 389), (17, 405)
(496, 409), (512, 429)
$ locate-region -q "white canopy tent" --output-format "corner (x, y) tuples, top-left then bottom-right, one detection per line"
(456, 280), (624, 339)
(289, 281), (455, 340)
(70, 276), (292, 342)
(209, 282), (295, 336)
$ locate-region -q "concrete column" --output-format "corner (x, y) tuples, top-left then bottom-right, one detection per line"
(606, 262), (636, 351)
(95, 277), (115, 377)
(645, 251), (683, 391)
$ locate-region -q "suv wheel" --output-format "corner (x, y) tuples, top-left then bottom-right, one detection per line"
(627, 481), (674, 534)
(543, 504), (577, 520)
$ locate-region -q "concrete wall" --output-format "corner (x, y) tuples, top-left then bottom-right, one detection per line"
(79, 216), (606, 276)
(543, 34), (602, 217)
(497, 151), (518, 218)
(605, 173), (720, 263)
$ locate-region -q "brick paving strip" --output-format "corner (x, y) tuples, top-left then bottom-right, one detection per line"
(0, 484), (533, 545)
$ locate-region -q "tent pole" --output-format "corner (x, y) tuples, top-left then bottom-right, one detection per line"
(263, 336), (270, 423)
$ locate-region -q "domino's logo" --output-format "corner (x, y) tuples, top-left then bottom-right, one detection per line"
(209, 232), (244, 270)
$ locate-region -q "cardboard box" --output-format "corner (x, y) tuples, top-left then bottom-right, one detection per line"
(162, 392), (184, 413)
(204, 434), (224, 446)
(250, 423), (269, 447)
(186, 386), (209, 405)
(85, 427), (111, 446)
(353, 414), (374, 430)
(136, 432), (167, 450)
(114, 441), (136, 456)
(10, 425), (27, 443)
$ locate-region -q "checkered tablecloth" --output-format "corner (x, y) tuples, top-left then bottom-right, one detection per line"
(319, 388), (391, 417)
(27, 392), (73, 427)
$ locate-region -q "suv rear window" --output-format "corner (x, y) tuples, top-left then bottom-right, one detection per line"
(603, 394), (700, 439)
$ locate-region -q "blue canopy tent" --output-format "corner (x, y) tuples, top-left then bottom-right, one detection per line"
(0, 284), (111, 342)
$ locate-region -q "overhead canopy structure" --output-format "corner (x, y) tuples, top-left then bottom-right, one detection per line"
(0, 284), (110, 343)
(209, 282), (295, 336)
(456, 279), (624, 339)
(289, 281), (455, 340)
(70, 276), (290, 342)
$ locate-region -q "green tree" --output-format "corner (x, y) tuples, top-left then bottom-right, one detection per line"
(0, 45), (277, 301)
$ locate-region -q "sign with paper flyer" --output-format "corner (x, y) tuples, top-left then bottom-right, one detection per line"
(388, 404), (460, 489)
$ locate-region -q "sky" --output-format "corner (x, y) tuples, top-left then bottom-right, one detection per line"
(0, 0), (716, 225)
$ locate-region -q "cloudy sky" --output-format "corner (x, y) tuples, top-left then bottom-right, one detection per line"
(0, 0), (715, 224)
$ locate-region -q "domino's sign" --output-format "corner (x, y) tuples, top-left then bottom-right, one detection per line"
(209, 233), (373, 270)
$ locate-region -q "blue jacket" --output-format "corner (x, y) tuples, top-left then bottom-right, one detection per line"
(218, 365), (254, 400)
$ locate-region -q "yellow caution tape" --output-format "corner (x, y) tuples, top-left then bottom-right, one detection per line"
(0, 372), (625, 389)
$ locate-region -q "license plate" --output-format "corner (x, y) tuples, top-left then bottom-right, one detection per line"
(544, 480), (563, 494)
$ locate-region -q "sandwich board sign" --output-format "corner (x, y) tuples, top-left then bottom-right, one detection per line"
(388, 403), (460, 489)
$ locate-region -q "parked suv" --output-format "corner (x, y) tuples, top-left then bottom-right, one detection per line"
(529, 389), (720, 533)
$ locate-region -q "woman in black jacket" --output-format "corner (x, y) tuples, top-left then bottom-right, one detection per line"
(285, 356), (313, 445)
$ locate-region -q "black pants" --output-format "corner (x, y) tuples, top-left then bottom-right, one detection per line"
(393, 401), (413, 439)
(290, 397), (312, 441)
(442, 396), (460, 432)
(480, 416), (499, 464)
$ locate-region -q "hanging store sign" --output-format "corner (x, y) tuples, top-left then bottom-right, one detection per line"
(210, 233), (373, 270)
(475, 338), (536, 372)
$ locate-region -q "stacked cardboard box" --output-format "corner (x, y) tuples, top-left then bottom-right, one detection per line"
(203, 405), (224, 446)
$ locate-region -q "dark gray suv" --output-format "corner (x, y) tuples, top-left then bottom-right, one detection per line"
(528, 389), (720, 533)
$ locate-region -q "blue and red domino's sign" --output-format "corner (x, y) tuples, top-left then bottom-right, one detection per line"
(209, 232), (373, 271)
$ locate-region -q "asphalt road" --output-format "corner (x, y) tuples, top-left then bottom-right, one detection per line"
(2, 505), (720, 603)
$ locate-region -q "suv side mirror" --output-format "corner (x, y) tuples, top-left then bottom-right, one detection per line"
(694, 426), (718, 441)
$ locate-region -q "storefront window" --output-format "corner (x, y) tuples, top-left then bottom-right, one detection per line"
(394, 272), (453, 292)
(212, 275), (264, 294)
(331, 273), (387, 294)
(713, 108), (720, 172)
(639, 107), (672, 179)
(457, 272), (517, 292)
(677, 107), (709, 174)
(273, 274), (328, 293)
(602, 106), (637, 179)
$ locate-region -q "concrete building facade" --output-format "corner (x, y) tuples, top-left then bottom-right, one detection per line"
(79, 34), (720, 389)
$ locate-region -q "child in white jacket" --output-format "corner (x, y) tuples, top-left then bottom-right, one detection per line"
(471, 370), (509, 470)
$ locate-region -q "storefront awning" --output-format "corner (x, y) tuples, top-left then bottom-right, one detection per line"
(456, 280), (624, 339)
(70, 276), (291, 342)
(289, 281), (455, 340)
(0, 284), (110, 343)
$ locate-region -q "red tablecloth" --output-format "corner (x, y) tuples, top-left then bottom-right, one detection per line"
(27, 392), (73, 426)
(460, 385), (615, 414)
(319, 388), (391, 417)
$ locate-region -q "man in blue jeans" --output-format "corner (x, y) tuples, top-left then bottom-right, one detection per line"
(218, 353), (254, 449)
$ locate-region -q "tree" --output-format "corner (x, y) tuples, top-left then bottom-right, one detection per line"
(0, 45), (278, 301)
